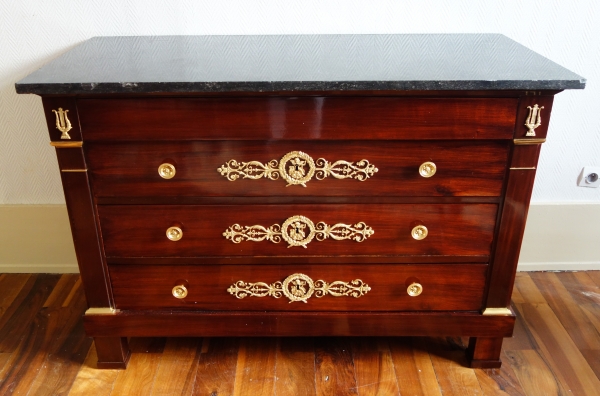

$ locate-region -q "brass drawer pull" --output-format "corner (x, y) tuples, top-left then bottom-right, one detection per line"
(172, 285), (188, 299)
(223, 215), (374, 248)
(411, 225), (428, 240)
(227, 273), (371, 303)
(407, 282), (423, 297)
(218, 151), (378, 187)
(166, 226), (183, 241)
(158, 163), (176, 179)
(419, 161), (436, 178)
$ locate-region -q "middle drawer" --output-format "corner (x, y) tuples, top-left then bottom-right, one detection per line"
(99, 204), (497, 258)
(87, 140), (509, 198)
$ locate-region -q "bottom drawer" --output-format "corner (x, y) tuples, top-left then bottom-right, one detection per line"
(109, 264), (487, 311)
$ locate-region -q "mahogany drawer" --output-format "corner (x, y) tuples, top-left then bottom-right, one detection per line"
(77, 97), (517, 141)
(87, 140), (509, 198)
(98, 204), (497, 258)
(109, 264), (488, 311)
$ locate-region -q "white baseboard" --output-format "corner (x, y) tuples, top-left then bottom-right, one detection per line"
(517, 262), (600, 272)
(0, 203), (599, 273)
(517, 203), (600, 271)
(0, 205), (78, 273)
(0, 263), (79, 273)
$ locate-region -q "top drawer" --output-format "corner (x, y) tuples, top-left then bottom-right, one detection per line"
(77, 97), (517, 141)
(87, 140), (509, 198)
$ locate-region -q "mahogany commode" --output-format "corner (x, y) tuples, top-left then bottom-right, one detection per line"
(16, 34), (585, 369)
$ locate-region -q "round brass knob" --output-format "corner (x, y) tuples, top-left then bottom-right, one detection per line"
(172, 285), (188, 299)
(166, 226), (183, 241)
(407, 282), (423, 297)
(411, 225), (428, 240)
(158, 163), (176, 179)
(419, 162), (436, 178)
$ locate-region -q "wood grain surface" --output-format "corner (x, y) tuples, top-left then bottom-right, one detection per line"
(98, 204), (497, 258)
(1, 271), (600, 395)
(275, 338), (316, 396)
(83, 310), (515, 339)
(86, 140), (509, 198)
(77, 97), (517, 141)
(107, 264), (488, 311)
(486, 169), (537, 309)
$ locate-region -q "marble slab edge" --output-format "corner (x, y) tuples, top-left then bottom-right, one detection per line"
(15, 79), (585, 95)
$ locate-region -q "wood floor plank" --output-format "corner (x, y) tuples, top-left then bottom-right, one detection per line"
(0, 351), (19, 389)
(315, 337), (358, 396)
(42, 274), (76, 308)
(388, 337), (442, 396)
(274, 337), (316, 396)
(192, 338), (239, 396)
(578, 314), (600, 384)
(26, 334), (92, 396)
(474, 351), (526, 396)
(580, 349), (600, 378)
(503, 350), (564, 396)
(3, 322), (61, 395)
(556, 271), (600, 306)
(514, 273), (546, 304)
(579, 349), (600, 382)
(502, 306), (536, 351)
(110, 337), (166, 396)
(0, 274), (60, 352)
(542, 272), (600, 379)
(580, 302), (600, 336)
(25, 279), (92, 396)
(0, 274), (31, 322)
(530, 272), (600, 351)
(232, 338), (277, 396)
(351, 338), (399, 396)
(61, 278), (82, 308)
(427, 337), (483, 396)
(510, 277), (526, 304)
(0, 353), (11, 373)
(0, 274), (36, 335)
(516, 303), (600, 395)
(0, 352), (15, 384)
(68, 344), (120, 396)
(0, 275), (62, 394)
(586, 271), (600, 287)
(181, 365), (198, 396)
(150, 337), (200, 396)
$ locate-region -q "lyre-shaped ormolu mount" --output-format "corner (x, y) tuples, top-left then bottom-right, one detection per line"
(52, 107), (73, 139)
(525, 104), (544, 137)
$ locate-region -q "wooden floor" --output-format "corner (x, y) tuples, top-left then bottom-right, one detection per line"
(1, 272), (600, 395)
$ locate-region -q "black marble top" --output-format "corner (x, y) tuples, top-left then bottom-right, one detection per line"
(16, 34), (585, 94)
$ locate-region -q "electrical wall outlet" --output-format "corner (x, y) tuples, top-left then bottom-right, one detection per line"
(577, 167), (600, 188)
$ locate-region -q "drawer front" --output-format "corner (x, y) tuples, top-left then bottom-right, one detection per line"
(87, 141), (509, 198)
(99, 204), (497, 258)
(77, 97), (517, 141)
(109, 264), (487, 311)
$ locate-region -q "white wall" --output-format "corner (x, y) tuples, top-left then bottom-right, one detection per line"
(1, 0), (599, 204)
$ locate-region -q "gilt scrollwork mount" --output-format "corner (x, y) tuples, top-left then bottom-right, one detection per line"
(227, 273), (371, 303)
(217, 150), (378, 187)
(223, 215), (374, 248)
